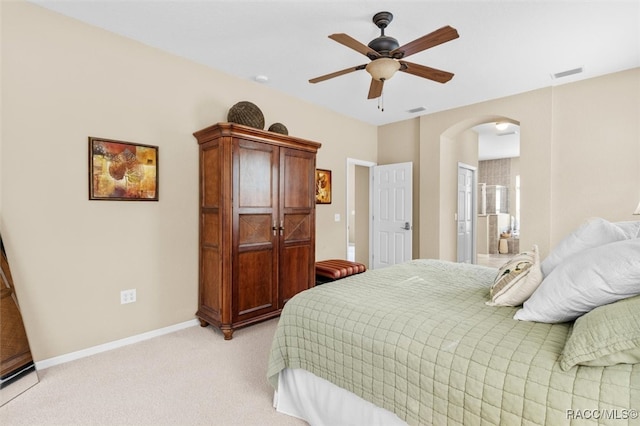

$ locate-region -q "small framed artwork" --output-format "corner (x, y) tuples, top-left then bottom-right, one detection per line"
(89, 137), (159, 201)
(315, 169), (332, 204)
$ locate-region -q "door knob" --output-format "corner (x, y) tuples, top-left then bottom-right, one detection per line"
(402, 222), (411, 230)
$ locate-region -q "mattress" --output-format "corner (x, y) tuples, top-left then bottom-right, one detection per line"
(274, 367), (406, 425)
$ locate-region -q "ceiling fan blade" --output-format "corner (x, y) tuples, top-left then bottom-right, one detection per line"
(391, 25), (459, 59)
(309, 64), (367, 83)
(367, 78), (384, 99)
(399, 61), (454, 83)
(329, 33), (381, 58)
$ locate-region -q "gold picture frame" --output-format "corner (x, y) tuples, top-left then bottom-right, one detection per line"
(89, 137), (158, 201)
(315, 169), (331, 204)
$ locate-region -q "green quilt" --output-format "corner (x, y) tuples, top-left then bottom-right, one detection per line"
(267, 259), (640, 425)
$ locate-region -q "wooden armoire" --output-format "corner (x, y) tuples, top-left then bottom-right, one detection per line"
(194, 122), (321, 339)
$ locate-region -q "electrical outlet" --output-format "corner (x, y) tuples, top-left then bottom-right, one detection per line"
(120, 289), (136, 304)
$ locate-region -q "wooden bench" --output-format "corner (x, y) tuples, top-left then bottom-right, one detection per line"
(315, 259), (367, 284)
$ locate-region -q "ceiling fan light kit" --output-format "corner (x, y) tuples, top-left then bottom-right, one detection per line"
(366, 58), (401, 81)
(309, 11), (459, 103)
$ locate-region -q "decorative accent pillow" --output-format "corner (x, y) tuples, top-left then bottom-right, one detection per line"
(514, 238), (640, 323)
(560, 294), (640, 371)
(540, 217), (627, 277)
(486, 245), (542, 306)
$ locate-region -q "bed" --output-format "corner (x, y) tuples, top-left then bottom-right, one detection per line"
(267, 219), (640, 425)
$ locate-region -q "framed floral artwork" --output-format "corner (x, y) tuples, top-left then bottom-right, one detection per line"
(315, 169), (331, 204)
(89, 137), (158, 201)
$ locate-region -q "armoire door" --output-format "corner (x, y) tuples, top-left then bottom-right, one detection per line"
(278, 147), (316, 306)
(232, 139), (279, 323)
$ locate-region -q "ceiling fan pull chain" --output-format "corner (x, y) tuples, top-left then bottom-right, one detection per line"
(378, 91), (384, 112)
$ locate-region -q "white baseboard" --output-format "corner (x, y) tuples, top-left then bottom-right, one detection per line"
(35, 319), (199, 370)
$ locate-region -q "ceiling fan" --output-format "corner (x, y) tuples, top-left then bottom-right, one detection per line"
(309, 11), (459, 100)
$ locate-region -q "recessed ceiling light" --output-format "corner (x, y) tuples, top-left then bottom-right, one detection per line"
(254, 75), (269, 83)
(495, 122), (509, 131)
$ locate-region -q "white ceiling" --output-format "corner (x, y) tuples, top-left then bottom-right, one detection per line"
(29, 0), (639, 128)
(475, 122), (520, 161)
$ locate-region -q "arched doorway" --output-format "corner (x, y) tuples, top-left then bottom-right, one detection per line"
(474, 122), (521, 266)
(439, 116), (520, 264)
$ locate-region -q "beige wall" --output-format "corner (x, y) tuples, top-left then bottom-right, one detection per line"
(550, 70), (640, 244)
(354, 165), (370, 266)
(379, 68), (639, 261)
(1, 2), (376, 361)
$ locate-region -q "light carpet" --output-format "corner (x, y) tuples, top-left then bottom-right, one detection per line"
(0, 318), (305, 425)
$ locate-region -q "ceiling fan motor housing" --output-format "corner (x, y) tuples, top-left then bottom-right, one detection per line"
(368, 11), (399, 58)
(367, 36), (400, 58)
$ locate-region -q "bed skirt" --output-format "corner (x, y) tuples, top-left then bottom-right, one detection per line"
(274, 368), (407, 426)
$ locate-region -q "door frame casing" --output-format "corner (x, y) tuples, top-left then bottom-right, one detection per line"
(345, 158), (376, 264)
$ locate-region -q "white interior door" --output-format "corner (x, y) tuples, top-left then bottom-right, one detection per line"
(457, 163), (476, 263)
(371, 162), (412, 269)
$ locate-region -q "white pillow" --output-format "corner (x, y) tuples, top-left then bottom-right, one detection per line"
(540, 217), (627, 277)
(614, 221), (640, 238)
(486, 245), (543, 306)
(514, 238), (640, 323)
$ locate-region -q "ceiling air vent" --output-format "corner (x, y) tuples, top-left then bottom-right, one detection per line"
(551, 67), (584, 79)
(407, 106), (427, 114)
